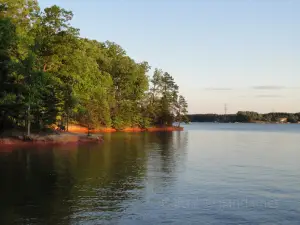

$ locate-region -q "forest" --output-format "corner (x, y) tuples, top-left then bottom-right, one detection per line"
(189, 111), (300, 123)
(0, 1), (188, 135)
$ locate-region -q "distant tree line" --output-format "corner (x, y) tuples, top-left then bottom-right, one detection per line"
(0, 1), (188, 135)
(188, 111), (300, 123)
(188, 114), (236, 123)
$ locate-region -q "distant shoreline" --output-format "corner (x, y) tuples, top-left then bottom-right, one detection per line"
(188, 112), (300, 124)
(188, 121), (299, 124)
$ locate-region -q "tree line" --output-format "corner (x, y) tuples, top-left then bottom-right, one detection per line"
(0, 1), (188, 135)
(189, 111), (300, 123)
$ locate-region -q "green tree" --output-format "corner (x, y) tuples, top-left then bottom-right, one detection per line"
(0, 1), (188, 134)
(176, 95), (189, 127)
(158, 72), (179, 125)
(0, 15), (17, 131)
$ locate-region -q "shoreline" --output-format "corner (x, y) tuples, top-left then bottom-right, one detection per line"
(0, 126), (184, 146)
(0, 133), (104, 147)
(67, 125), (184, 133)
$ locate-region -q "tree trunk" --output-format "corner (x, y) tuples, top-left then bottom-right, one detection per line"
(151, 94), (155, 106)
(66, 109), (69, 132)
(27, 105), (31, 136)
(178, 109), (181, 127)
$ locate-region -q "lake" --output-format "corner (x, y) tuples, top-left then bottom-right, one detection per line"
(0, 123), (300, 224)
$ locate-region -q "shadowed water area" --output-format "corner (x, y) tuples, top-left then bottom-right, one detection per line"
(0, 124), (300, 224)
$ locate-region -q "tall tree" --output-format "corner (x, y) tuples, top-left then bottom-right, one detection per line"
(0, 14), (17, 131)
(176, 95), (188, 127)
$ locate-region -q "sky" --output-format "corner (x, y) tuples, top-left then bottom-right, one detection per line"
(39, 0), (300, 114)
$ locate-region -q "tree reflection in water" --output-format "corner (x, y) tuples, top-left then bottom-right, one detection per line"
(0, 131), (189, 224)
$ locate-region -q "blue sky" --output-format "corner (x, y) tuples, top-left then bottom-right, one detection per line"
(39, 0), (300, 113)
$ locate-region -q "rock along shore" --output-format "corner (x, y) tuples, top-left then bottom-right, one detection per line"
(0, 133), (103, 146)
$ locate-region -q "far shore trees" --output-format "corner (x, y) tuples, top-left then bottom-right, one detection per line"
(188, 112), (300, 123)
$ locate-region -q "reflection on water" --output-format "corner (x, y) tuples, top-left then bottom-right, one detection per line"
(0, 125), (300, 224)
(0, 132), (188, 224)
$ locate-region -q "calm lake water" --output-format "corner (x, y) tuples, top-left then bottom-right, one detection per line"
(1, 123), (300, 225)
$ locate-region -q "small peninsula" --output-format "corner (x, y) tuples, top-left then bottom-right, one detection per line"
(0, 2), (189, 144)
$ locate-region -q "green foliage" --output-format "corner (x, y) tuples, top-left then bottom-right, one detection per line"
(144, 69), (187, 127)
(0, 1), (188, 133)
(175, 95), (189, 126)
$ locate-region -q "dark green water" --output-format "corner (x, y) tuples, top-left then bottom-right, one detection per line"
(0, 124), (300, 224)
